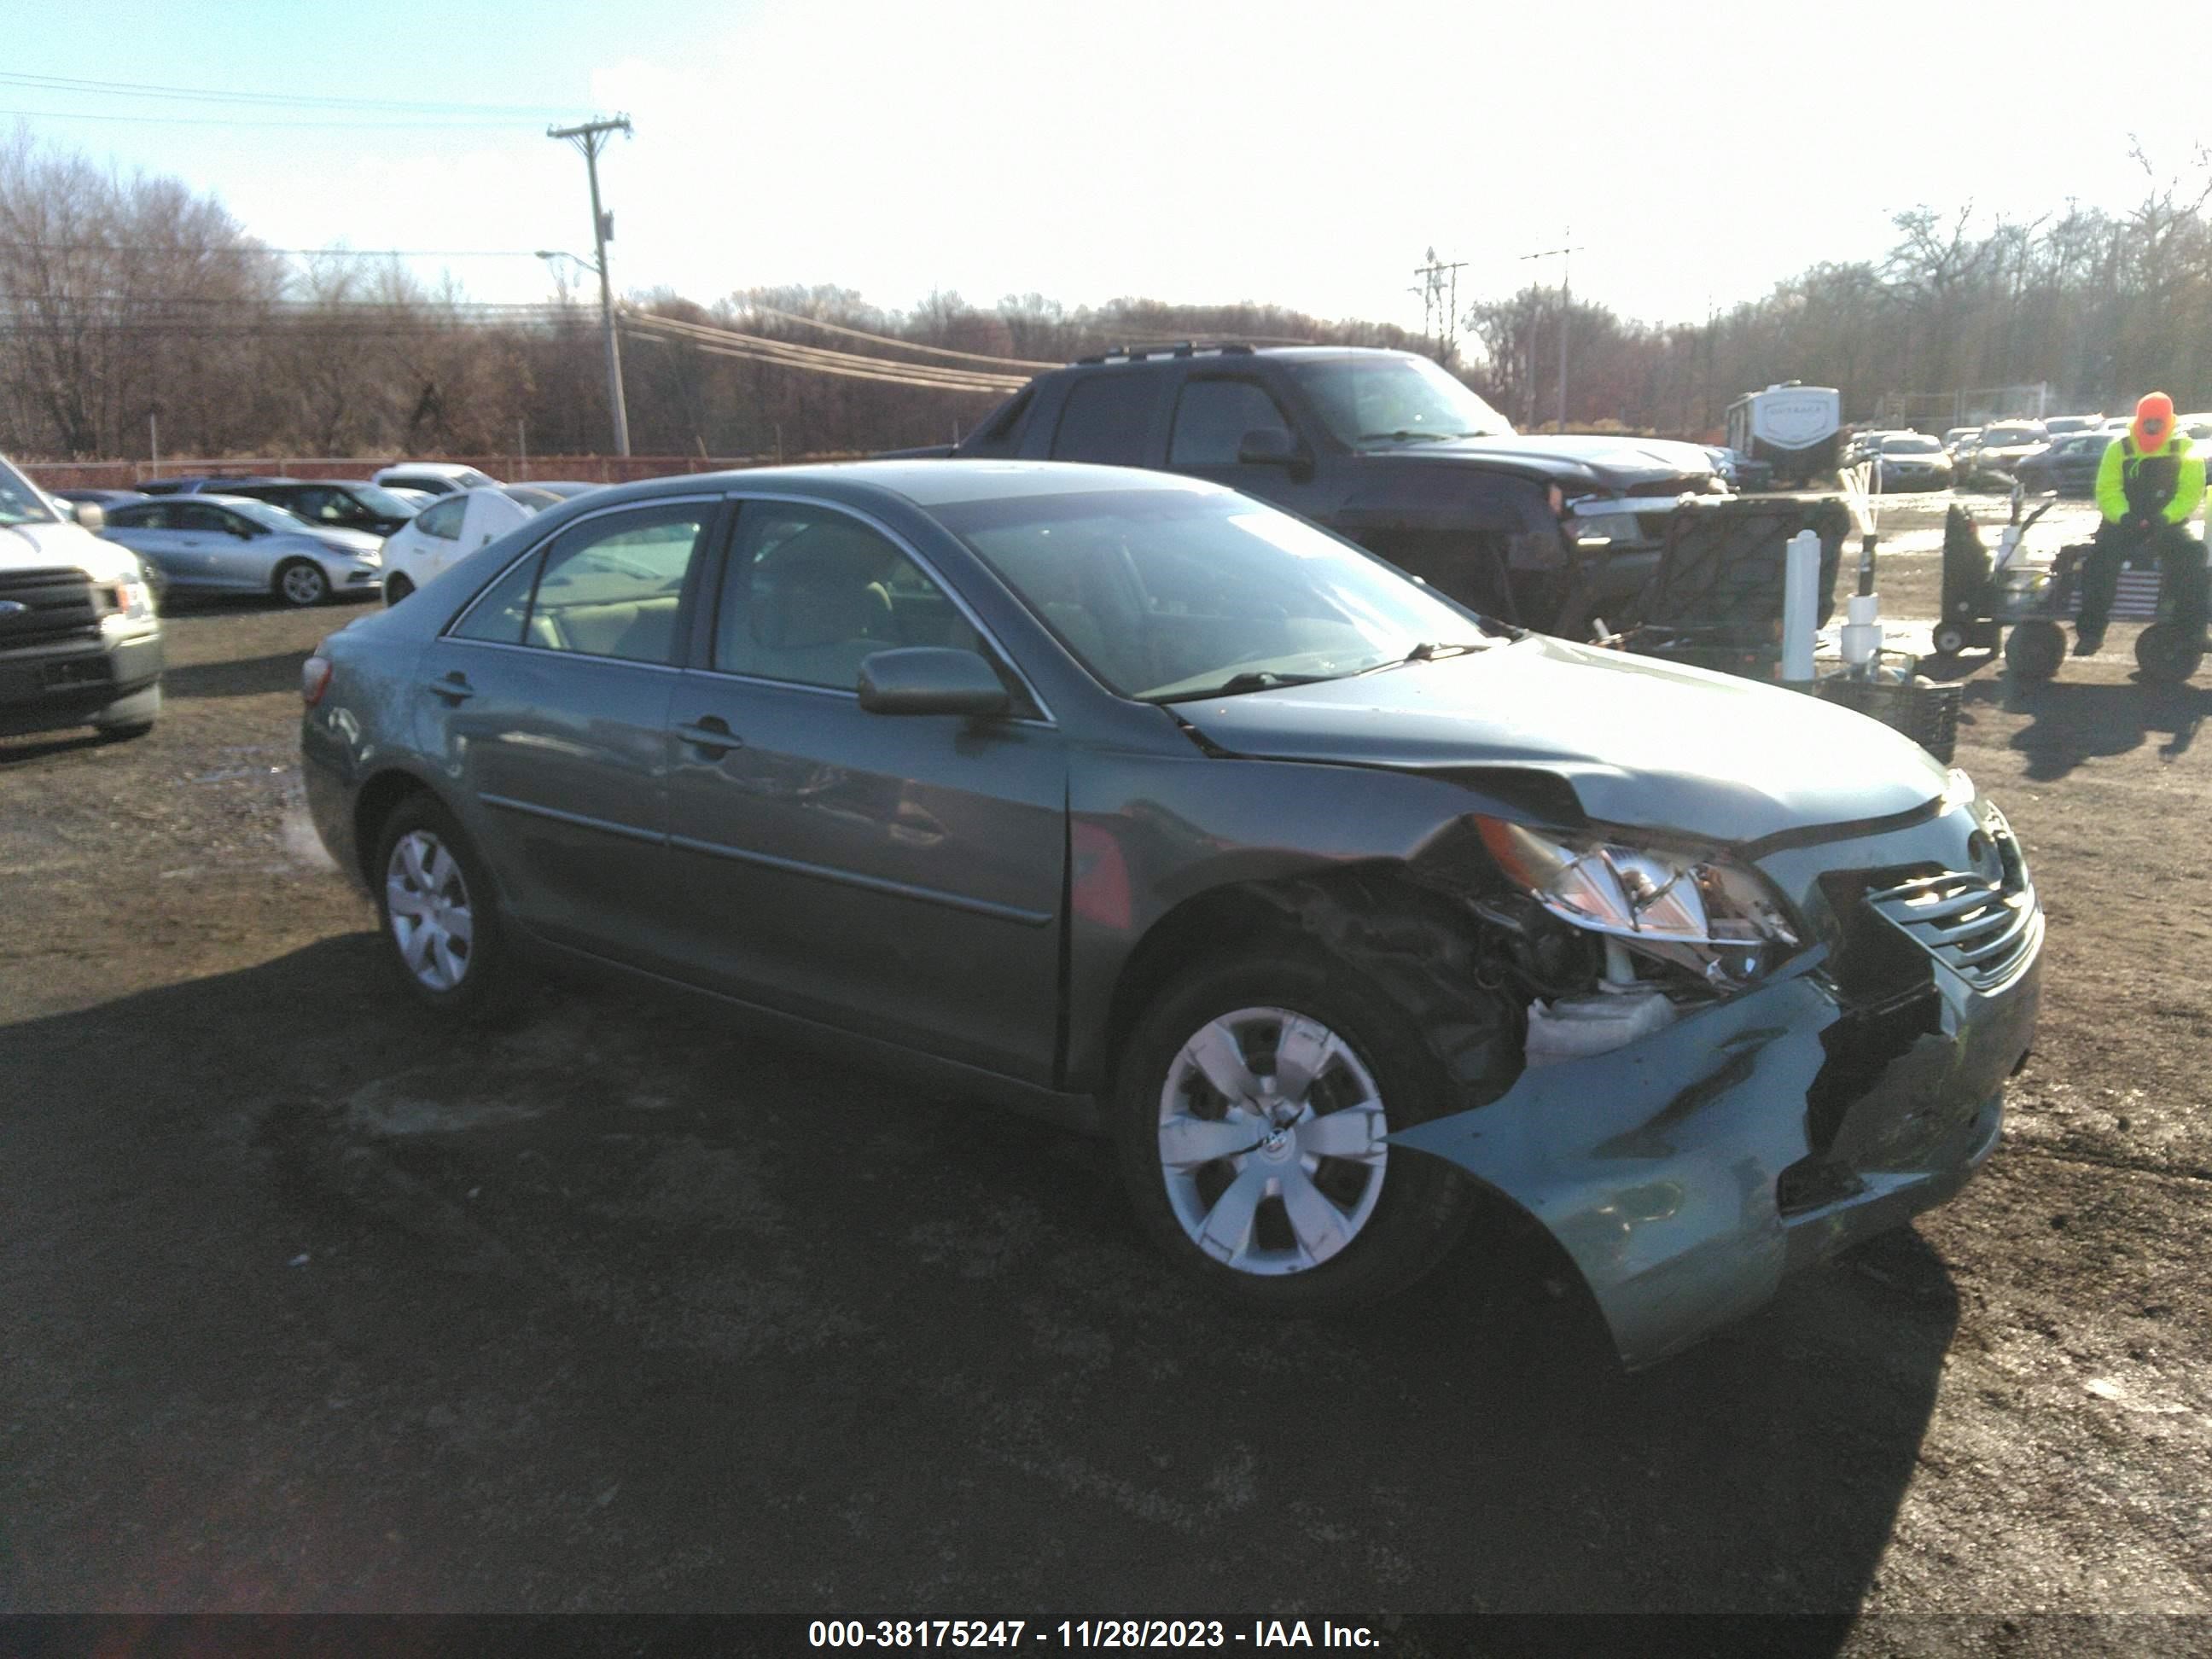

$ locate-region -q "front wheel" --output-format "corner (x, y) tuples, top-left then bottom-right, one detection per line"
(1930, 621), (1969, 658)
(383, 573), (415, 606)
(373, 796), (515, 1017)
(2004, 620), (2065, 682)
(275, 559), (330, 608)
(1114, 946), (1499, 1313)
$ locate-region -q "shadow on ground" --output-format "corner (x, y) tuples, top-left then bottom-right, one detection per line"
(1962, 675), (2212, 778)
(2, 940), (1959, 1626)
(162, 649), (313, 701)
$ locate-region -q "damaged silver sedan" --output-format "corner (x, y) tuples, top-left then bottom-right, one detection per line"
(300, 461), (2041, 1369)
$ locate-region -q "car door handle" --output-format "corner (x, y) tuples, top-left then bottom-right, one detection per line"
(676, 716), (742, 754)
(426, 671), (474, 702)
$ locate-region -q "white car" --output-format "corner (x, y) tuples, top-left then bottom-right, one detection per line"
(371, 462), (501, 498)
(379, 482), (599, 603)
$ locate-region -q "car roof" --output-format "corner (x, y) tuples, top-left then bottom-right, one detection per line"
(379, 462), (486, 478)
(527, 458), (1228, 515)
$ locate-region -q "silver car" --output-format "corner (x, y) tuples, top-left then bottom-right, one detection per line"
(98, 494), (381, 606)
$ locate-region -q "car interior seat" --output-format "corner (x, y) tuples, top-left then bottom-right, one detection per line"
(738, 523), (899, 687)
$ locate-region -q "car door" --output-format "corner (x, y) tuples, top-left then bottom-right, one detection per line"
(199, 504), (276, 590)
(412, 497), (724, 969)
(406, 494), (469, 579)
(160, 502), (245, 588)
(661, 497), (1067, 1084)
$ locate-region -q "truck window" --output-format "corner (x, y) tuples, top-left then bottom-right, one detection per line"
(1051, 375), (1159, 467)
(1169, 380), (1294, 467)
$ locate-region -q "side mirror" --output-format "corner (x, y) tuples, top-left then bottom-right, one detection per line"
(858, 647), (1010, 718)
(71, 502), (106, 533)
(1237, 427), (1300, 467)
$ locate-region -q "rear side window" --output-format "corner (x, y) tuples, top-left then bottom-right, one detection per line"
(1051, 374), (1161, 467)
(451, 551), (542, 644)
(1169, 379), (1294, 467)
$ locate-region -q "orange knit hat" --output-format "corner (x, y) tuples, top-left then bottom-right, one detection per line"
(2133, 392), (2175, 450)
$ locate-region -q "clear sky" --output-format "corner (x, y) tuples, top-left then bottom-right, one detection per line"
(22, 0), (2211, 334)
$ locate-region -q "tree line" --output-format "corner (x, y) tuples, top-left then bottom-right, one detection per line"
(3, 128), (2208, 466)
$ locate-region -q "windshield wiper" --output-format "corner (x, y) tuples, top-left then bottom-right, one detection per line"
(1143, 670), (1335, 704)
(1355, 641), (1493, 676)
(1357, 428), (1456, 444)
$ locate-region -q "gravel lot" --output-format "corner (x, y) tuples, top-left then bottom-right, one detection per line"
(4, 498), (2208, 1643)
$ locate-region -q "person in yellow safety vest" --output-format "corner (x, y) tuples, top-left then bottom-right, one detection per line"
(2075, 390), (2206, 655)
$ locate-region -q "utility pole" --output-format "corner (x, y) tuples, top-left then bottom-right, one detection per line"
(1412, 247), (1467, 363)
(547, 114), (634, 457)
(1520, 230), (1585, 431)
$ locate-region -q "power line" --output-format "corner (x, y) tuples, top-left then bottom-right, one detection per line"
(624, 310), (1028, 391)
(626, 328), (1020, 394)
(0, 69), (585, 117)
(3, 242), (557, 259)
(0, 107), (546, 130)
(740, 304), (1059, 370)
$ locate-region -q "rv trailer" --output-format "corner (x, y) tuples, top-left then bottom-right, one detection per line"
(1725, 383), (1842, 486)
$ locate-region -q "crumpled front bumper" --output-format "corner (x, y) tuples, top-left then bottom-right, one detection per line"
(1393, 928), (2040, 1370)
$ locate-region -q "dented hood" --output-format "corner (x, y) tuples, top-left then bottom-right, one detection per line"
(1178, 636), (1949, 845)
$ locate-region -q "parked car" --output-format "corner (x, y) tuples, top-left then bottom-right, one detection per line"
(132, 473), (280, 496)
(1959, 422), (2048, 486)
(917, 344), (1721, 637)
(301, 459), (2044, 1369)
(372, 462), (500, 498)
(213, 478), (425, 537)
(377, 482), (599, 602)
(2014, 430), (2113, 497)
(98, 495), (381, 606)
(1873, 432), (1954, 492)
(1842, 428), (1911, 467)
(0, 451), (163, 740)
(53, 487), (148, 512)
(2040, 415), (2101, 439)
(1703, 445), (1775, 492)
(1941, 427), (1982, 457)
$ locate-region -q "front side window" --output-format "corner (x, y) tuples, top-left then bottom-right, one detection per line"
(175, 504), (235, 534)
(713, 504), (978, 690)
(1051, 373), (1161, 468)
(934, 486), (1500, 701)
(416, 498), (467, 540)
(1169, 380), (1294, 468)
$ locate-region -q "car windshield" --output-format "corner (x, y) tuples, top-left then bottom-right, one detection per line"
(1881, 435), (1941, 454)
(1292, 355), (1514, 445)
(0, 457), (60, 527)
(1984, 426), (2039, 445)
(934, 486), (1503, 701)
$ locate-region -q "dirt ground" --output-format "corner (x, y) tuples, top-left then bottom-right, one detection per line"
(3, 511), (2209, 1646)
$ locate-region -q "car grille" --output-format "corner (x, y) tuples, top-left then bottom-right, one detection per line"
(0, 567), (100, 652)
(1861, 824), (2036, 991)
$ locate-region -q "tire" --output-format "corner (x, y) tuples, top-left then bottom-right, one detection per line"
(371, 795), (515, 1018)
(1113, 923), (1507, 1315)
(2134, 622), (2203, 684)
(275, 559), (330, 608)
(2004, 620), (2065, 682)
(383, 573), (415, 606)
(1930, 622), (1968, 659)
(92, 683), (160, 741)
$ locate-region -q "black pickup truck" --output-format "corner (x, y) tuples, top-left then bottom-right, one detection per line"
(927, 344), (1720, 633)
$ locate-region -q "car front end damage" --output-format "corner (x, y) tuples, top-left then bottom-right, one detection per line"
(1392, 776), (2040, 1369)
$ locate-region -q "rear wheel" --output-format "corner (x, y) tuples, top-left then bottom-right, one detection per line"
(275, 559), (329, 608)
(373, 796), (515, 1018)
(1114, 939), (1503, 1314)
(2134, 622), (2204, 684)
(2004, 620), (2065, 682)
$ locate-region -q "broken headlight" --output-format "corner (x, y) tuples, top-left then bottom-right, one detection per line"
(1475, 817), (1800, 984)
